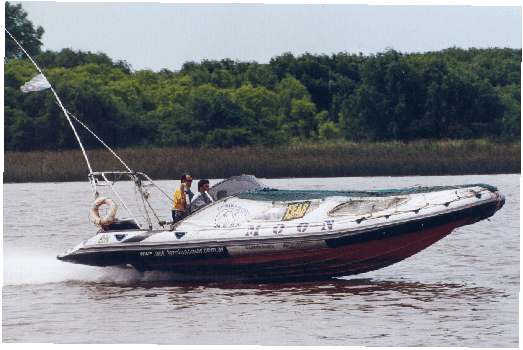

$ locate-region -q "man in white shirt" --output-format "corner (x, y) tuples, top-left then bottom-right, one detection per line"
(197, 179), (214, 206)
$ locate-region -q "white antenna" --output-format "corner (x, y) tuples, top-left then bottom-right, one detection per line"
(5, 28), (173, 227)
(65, 108), (132, 173)
(4, 28), (94, 177)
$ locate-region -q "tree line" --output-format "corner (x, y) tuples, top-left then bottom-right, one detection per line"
(4, 2), (521, 151)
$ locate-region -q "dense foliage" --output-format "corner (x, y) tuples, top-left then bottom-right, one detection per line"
(5, 2), (44, 60)
(4, 4), (520, 151)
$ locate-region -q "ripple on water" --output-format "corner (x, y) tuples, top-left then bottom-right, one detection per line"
(2, 175), (519, 345)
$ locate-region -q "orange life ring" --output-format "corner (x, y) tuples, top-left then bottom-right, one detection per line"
(90, 197), (118, 226)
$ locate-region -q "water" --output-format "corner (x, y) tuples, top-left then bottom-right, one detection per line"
(3, 174), (519, 345)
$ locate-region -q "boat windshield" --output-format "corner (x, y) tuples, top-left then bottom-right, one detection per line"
(191, 175), (264, 212)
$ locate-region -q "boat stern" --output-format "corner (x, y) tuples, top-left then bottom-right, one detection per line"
(57, 240), (85, 264)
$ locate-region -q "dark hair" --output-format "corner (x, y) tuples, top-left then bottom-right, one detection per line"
(180, 174), (193, 182)
(198, 179), (210, 191)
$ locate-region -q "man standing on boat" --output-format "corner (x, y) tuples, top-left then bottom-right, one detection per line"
(172, 174), (194, 223)
(197, 179), (214, 207)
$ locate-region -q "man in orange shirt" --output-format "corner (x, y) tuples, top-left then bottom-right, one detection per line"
(172, 174), (194, 223)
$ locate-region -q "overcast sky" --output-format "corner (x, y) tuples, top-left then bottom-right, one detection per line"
(15, 2), (522, 72)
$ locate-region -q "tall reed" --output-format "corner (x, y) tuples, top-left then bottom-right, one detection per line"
(4, 140), (520, 183)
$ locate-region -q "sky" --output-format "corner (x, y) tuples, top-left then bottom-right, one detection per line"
(13, 1), (523, 72)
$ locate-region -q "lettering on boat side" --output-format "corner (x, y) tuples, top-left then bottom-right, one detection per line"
(215, 203), (249, 228)
(166, 247), (225, 256)
(282, 201), (311, 221)
(138, 247), (226, 257)
(246, 225), (261, 236)
(273, 223), (285, 234)
(297, 223), (309, 233)
(321, 220), (334, 231)
(97, 234), (109, 244)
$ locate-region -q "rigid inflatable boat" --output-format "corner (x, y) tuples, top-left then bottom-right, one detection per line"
(57, 174), (505, 281)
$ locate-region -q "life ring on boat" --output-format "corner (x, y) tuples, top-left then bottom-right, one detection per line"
(90, 197), (118, 226)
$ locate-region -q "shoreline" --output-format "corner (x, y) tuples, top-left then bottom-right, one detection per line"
(3, 173), (519, 187)
(4, 140), (520, 183)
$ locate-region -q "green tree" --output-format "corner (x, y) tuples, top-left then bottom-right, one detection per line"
(5, 2), (44, 59)
(233, 84), (287, 145)
(318, 121), (343, 140)
(497, 84), (521, 139)
(244, 63), (278, 88)
(289, 98), (317, 138)
(37, 48), (131, 72)
(3, 46), (521, 151)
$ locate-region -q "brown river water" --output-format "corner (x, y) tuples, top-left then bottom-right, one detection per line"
(2, 174), (519, 345)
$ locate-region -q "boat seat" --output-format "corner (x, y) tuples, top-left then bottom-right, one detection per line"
(102, 218), (140, 231)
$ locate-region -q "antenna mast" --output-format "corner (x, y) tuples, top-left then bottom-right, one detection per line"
(5, 28), (172, 228)
(5, 28), (96, 191)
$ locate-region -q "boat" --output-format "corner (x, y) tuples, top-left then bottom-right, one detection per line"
(6, 29), (505, 282)
(57, 173), (505, 281)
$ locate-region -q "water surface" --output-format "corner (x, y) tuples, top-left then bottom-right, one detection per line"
(3, 174), (519, 345)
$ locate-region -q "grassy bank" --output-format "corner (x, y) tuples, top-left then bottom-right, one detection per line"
(3, 140), (520, 183)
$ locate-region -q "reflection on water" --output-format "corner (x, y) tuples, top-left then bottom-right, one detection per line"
(73, 276), (504, 329)
(80, 277), (501, 307)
